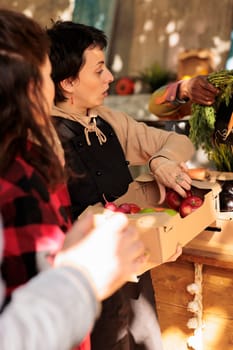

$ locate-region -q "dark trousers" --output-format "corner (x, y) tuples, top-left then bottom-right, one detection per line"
(90, 271), (163, 350)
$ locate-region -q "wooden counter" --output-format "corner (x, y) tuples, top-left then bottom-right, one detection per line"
(150, 214), (233, 350)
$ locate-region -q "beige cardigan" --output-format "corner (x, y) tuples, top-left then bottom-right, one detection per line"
(91, 105), (195, 166)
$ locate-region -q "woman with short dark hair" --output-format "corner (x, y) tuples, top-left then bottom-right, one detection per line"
(48, 20), (194, 350)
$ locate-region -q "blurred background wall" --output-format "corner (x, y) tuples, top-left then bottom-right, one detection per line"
(108, 0), (233, 79)
(0, 0), (74, 26)
(1, 0), (233, 80)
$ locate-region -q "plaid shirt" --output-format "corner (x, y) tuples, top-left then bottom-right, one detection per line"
(0, 155), (71, 296)
(0, 155), (90, 350)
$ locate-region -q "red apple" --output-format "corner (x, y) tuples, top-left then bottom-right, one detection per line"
(117, 203), (131, 213)
(185, 189), (193, 197)
(115, 77), (135, 95)
(128, 203), (141, 214)
(116, 203), (141, 214)
(165, 190), (182, 210)
(179, 203), (193, 217)
(104, 202), (118, 211)
(179, 195), (203, 218)
(103, 193), (118, 212)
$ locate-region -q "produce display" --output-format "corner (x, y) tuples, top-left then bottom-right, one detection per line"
(99, 186), (215, 266)
(103, 189), (204, 218)
(104, 200), (176, 215)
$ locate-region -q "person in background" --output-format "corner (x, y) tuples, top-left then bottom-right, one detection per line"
(47, 20), (194, 350)
(0, 210), (148, 350)
(0, 8), (146, 350)
(149, 75), (219, 120)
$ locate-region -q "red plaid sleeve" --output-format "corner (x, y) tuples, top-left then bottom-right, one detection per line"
(0, 157), (71, 297)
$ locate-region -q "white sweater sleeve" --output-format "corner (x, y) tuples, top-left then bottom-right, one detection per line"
(0, 266), (100, 350)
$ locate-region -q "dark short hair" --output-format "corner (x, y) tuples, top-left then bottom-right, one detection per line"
(47, 21), (108, 103)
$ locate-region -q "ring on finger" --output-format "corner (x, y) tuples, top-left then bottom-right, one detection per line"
(175, 174), (184, 184)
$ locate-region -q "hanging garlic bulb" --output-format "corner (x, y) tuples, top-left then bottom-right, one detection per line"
(187, 282), (200, 295)
(186, 263), (204, 350)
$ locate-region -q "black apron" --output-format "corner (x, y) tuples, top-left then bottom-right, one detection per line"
(53, 116), (133, 220)
(53, 116), (163, 350)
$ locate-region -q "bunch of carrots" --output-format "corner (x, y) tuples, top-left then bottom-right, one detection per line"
(189, 69), (233, 171)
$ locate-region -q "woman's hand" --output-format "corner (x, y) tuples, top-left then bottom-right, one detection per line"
(151, 159), (192, 203)
(178, 75), (219, 105)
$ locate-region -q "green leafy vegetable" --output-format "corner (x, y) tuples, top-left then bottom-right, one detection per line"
(189, 69), (233, 171)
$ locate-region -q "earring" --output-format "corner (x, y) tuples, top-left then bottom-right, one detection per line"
(70, 95), (74, 105)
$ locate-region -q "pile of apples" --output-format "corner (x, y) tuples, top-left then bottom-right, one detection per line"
(104, 200), (141, 214)
(104, 201), (178, 215)
(165, 189), (203, 218)
(104, 199), (177, 216)
(103, 189), (204, 218)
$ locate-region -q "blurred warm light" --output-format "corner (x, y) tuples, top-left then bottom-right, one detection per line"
(143, 19), (154, 31)
(162, 326), (191, 350)
(169, 32), (180, 47)
(139, 34), (147, 43)
(23, 6), (35, 18)
(160, 309), (228, 349)
(203, 309), (228, 346)
(181, 75), (191, 80)
(111, 54), (123, 73)
(166, 21), (176, 34)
